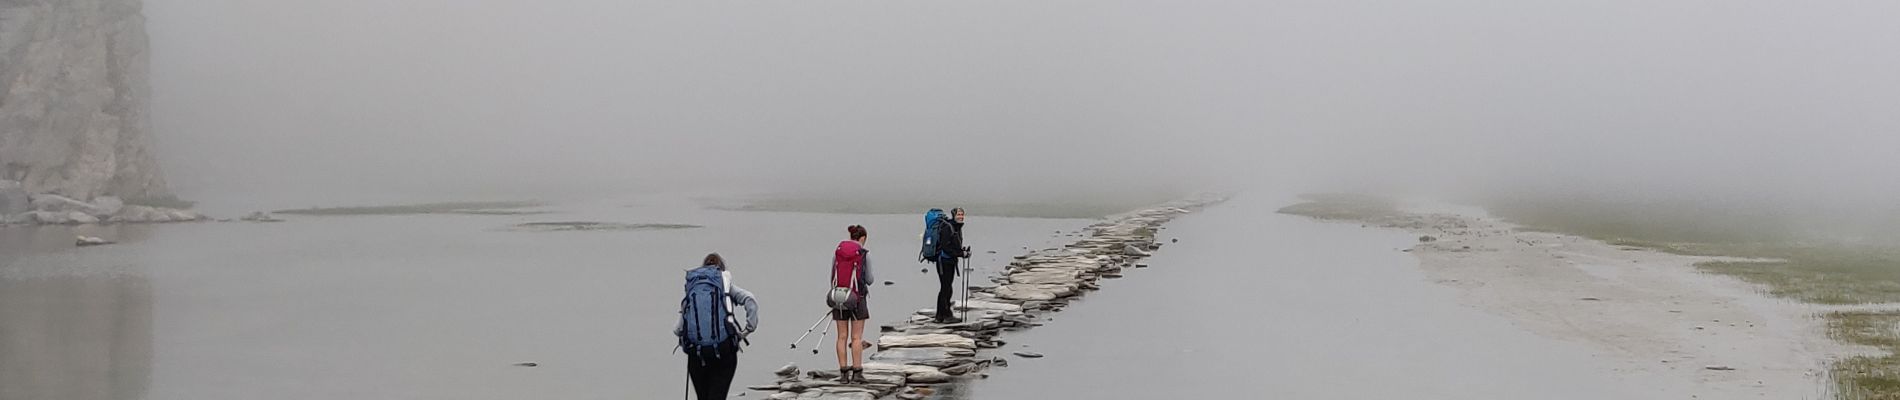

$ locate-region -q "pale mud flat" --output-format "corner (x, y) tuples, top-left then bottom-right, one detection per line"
(1385, 201), (1859, 399)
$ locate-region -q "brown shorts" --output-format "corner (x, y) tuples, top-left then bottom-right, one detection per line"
(832, 300), (869, 321)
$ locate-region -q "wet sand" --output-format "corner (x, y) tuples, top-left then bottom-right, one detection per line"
(963, 193), (1843, 399)
(1387, 201), (1847, 399)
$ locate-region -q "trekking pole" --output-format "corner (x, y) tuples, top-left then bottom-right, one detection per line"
(959, 254), (968, 322)
(812, 317), (833, 354)
(790, 310), (832, 349)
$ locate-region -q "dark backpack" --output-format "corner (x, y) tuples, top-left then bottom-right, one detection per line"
(919, 209), (949, 262)
(679, 266), (731, 361)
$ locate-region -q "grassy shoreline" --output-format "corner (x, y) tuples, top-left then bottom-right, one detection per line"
(1282, 193), (1900, 399)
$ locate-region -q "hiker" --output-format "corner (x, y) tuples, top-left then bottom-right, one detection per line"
(830, 225), (875, 383)
(676, 253), (758, 400)
(933, 208), (969, 323)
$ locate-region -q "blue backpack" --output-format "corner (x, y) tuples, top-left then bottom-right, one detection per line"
(919, 209), (949, 262)
(679, 266), (731, 361)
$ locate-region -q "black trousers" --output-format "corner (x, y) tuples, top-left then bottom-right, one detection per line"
(935, 257), (958, 319)
(686, 342), (739, 400)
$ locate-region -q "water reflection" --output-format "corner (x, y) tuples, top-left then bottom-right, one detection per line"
(0, 226), (154, 400)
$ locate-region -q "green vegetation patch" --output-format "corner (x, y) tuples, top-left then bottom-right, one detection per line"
(1830, 311), (1900, 399)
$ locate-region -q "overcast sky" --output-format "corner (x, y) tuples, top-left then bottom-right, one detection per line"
(144, 1), (1900, 207)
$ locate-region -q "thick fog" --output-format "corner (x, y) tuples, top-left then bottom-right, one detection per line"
(145, 1), (1900, 208)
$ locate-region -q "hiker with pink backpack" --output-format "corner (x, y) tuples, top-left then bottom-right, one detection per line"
(828, 225), (875, 383)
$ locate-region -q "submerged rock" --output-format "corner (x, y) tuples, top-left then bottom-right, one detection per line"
(1012, 351), (1044, 358)
(75, 236), (113, 247)
(241, 212), (285, 222)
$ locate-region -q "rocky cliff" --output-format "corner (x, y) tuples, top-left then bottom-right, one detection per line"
(0, 0), (167, 204)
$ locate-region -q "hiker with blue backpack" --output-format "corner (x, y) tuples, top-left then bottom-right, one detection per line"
(676, 253), (758, 400)
(920, 208), (969, 324)
(828, 225), (875, 383)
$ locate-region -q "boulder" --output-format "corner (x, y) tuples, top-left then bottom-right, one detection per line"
(26, 210), (70, 224)
(167, 209), (201, 221)
(878, 334), (976, 349)
(0, 181), (28, 215)
(147, 208), (175, 222)
(774, 363), (800, 377)
(89, 196), (124, 216)
(110, 206), (159, 223)
(32, 194), (103, 214)
(68, 211), (99, 224)
(75, 236), (113, 246)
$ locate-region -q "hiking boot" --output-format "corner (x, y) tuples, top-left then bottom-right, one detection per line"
(839, 367), (855, 383)
(850, 368), (866, 384)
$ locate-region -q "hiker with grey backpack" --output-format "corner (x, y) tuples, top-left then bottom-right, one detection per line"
(676, 253), (759, 400)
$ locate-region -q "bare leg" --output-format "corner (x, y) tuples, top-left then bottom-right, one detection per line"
(834, 320), (850, 370)
(849, 320), (867, 369)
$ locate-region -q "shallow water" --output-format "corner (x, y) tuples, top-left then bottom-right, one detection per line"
(0, 195), (1089, 400)
(970, 193), (1659, 399)
(3, 193), (1691, 400)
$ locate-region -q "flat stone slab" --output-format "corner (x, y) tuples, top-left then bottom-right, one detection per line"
(878, 334), (976, 349)
(869, 347), (976, 363)
(994, 283), (1078, 301)
(1008, 270), (1081, 285)
(736, 195), (1228, 400)
(955, 299), (1025, 313)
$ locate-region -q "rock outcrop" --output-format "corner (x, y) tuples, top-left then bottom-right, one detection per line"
(1, 0), (169, 201)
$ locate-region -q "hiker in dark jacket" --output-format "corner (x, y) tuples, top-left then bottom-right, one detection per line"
(831, 225), (875, 383)
(675, 253), (758, 400)
(933, 208), (968, 323)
